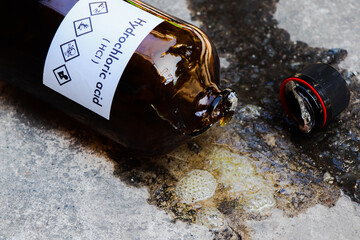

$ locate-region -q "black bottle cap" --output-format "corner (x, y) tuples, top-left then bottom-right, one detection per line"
(280, 63), (350, 133)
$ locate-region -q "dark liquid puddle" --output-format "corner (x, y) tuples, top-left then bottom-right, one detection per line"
(111, 0), (360, 239)
(187, 0), (360, 202)
(1, 0), (358, 239)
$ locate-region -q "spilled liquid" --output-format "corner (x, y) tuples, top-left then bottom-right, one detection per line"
(188, 0), (360, 203)
(0, 0), (359, 239)
(113, 0), (360, 238)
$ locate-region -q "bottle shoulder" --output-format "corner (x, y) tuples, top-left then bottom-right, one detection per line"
(111, 19), (224, 137)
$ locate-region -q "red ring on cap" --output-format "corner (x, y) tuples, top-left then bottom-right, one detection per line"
(280, 77), (328, 129)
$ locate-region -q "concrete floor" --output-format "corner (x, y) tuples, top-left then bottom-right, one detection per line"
(1, 0), (360, 239)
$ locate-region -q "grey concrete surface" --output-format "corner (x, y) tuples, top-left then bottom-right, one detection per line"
(143, 0), (199, 25)
(0, 2), (211, 240)
(1, 0), (360, 240)
(247, 193), (360, 240)
(0, 80), (212, 239)
(274, 0), (360, 72)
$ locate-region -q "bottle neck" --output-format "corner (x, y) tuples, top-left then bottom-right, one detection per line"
(190, 89), (238, 136)
(40, 0), (78, 16)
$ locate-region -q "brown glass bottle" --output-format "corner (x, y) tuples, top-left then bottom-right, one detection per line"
(0, 0), (237, 155)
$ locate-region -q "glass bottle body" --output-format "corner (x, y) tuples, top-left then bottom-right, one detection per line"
(0, 0), (237, 155)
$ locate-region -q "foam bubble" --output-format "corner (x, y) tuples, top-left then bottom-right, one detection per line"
(175, 170), (217, 204)
(207, 147), (275, 213)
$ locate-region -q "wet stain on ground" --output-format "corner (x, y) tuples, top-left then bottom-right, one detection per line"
(111, 0), (360, 238)
(1, 0), (359, 239)
(187, 0), (360, 203)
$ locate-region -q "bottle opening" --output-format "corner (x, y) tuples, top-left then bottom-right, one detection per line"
(191, 89), (238, 136)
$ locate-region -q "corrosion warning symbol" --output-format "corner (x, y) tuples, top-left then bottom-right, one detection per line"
(73, 17), (93, 37)
(53, 65), (71, 86)
(60, 39), (80, 62)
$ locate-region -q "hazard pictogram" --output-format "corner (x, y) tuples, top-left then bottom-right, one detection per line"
(73, 17), (93, 37)
(60, 39), (80, 62)
(89, 2), (108, 16)
(53, 65), (72, 86)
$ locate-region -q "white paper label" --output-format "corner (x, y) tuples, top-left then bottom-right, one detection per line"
(43, 0), (163, 119)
